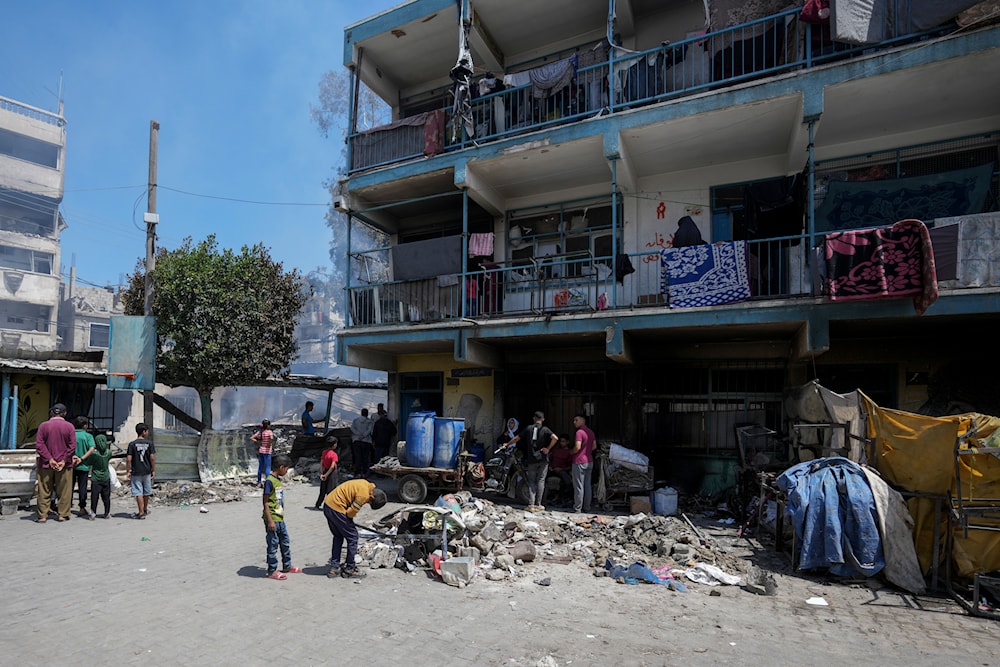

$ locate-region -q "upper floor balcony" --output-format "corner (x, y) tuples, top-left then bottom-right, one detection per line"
(345, 210), (1000, 332)
(0, 96), (66, 197)
(343, 0), (978, 175)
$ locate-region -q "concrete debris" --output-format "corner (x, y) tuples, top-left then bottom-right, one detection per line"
(151, 479), (249, 506)
(359, 492), (752, 591)
(358, 541), (400, 570)
(139, 475), (755, 591)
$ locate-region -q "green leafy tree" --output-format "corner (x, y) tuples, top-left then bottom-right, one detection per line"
(122, 236), (310, 429)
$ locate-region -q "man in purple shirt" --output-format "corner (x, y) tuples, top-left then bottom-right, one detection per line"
(35, 403), (79, 523)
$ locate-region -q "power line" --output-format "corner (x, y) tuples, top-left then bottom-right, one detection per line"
(157, 185), (329, 207)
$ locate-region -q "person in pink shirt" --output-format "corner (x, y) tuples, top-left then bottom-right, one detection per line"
(570, 413), (596, 514)
(35, 403), (79, 522)
(251, 419), (275, 487)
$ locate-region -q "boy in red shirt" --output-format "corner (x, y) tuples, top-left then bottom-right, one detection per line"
(314, 436), (340, 510)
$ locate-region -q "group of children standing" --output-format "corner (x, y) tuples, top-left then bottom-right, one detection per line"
(63, 421), (156, 520)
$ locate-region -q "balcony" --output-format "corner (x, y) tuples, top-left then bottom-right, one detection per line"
(346, 5), (951, 175)
(344, 212), (1000, 328)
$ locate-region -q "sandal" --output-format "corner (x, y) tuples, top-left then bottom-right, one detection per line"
(281, 566), (303, 574)
(35, 517), (47, 523)
(266, 571), (287, 580)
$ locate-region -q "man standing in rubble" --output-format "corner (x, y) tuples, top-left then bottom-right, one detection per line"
(35, 403), (78, 523)
(504, 411), (557, 512)
(570, 413), (596, 514)
(350, 408), (374, 477)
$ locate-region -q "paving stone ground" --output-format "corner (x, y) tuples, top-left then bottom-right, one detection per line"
(2, 479), (998, 667)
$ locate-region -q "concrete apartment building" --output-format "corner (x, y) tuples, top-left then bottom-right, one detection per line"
(333, 0), (1000, 488)
(0, 95), (67, 354)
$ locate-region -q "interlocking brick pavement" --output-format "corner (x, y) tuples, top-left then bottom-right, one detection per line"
(2, 479), (998, 666)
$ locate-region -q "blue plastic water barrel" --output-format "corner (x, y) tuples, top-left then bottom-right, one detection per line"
(468, 443), (485, 463)
(405, 412), (436, 467)
(433, 417), (464, 469)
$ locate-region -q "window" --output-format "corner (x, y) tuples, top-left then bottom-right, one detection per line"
(0, 300), (50, 332)
(0, 127), (60, 168)
(507, 198), (619, 263)
(0, 245), (55, 274)
(89, 323), (110, 348)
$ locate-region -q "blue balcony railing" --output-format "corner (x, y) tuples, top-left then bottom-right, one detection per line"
(346, 236), (821, 327)
(347, 5), (947, 173)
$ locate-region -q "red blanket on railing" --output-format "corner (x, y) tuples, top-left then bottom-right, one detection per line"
(823, 218), (938, 314)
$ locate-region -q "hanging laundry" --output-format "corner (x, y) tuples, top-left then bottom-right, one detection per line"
(468, 232), (495, 257)
(528, 56), (577, 99)
(823, 218), (938, 314)
(660, 241), (751, 308)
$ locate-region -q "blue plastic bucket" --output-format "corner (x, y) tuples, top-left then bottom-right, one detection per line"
(405, 412), (436, 467)
(433, 417), (464, 469)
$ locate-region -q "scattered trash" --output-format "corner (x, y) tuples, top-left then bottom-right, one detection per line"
(199, 506), (209, 513)
(137, 568), (147, 572)
(806, 596), (829, 606)
(140, 537), (151, 542)
(683, 563), (741, 586)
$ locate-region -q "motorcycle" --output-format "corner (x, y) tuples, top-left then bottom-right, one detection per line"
(478, 442), (531, 504)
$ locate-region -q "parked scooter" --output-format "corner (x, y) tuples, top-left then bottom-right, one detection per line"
(480, 442), (531, 504)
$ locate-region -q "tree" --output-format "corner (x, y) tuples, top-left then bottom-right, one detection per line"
(121, 236), (310, 429)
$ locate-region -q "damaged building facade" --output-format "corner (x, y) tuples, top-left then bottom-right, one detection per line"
(334, 0), (1000, 493)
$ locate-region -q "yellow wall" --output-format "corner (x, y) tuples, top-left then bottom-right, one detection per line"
(14, 374), (51, 446)
(398, 353), (495, 446)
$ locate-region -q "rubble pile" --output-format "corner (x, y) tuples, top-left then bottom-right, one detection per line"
(151, 479), (250, 506)
(357, 491), (749, 589)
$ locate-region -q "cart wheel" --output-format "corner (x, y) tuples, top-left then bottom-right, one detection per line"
(398, 474), (428, 504)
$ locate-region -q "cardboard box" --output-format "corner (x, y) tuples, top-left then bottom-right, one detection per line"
(630, 495), (652, 514)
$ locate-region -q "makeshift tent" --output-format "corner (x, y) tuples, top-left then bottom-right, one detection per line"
(860, 392), (1000, 577)
(783, 380), (867, 462)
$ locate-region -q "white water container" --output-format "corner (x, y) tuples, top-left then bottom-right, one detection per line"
(652, 487), (678, 516)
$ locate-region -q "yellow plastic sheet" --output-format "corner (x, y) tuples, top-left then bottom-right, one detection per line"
(861, 392), (1000, 577)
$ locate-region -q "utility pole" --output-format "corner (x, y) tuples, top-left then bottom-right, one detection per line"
(144, 120), (159, 439)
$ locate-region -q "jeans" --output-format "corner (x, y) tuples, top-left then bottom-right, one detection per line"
(265, 520), (292, 573)
(257, 453), (272, 485)
(572, 461), (594, 512)
(90, 479), (111, 515)
(73, 468), (90, 511)
(525, 461), (548, 506)
(324, 504), (359, 571)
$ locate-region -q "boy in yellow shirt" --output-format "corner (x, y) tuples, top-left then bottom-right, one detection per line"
(323, 478), (387, 579)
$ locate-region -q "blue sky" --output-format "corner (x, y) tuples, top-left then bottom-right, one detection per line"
(1, 0), (397, 288)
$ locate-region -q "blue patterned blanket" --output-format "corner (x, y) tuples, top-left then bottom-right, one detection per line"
(660, 241), (751, 308)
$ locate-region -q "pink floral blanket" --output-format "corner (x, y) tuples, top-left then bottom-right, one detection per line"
(823, 218), (938, 314)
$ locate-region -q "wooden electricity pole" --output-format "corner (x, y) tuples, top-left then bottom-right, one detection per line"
(143, 120), (159, 438)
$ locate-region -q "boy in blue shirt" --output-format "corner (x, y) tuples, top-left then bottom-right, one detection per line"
(263, 454), (302, 580)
